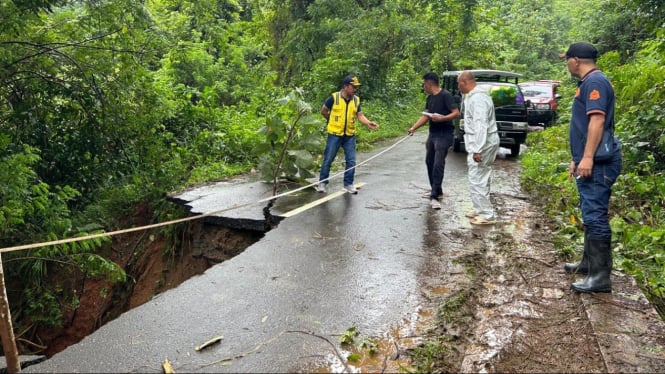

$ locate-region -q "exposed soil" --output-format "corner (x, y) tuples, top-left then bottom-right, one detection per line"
(463, 204), (606, 373)
(25, 205), (264, 358)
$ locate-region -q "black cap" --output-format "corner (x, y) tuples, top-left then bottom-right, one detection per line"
(561, 42), (598, 60)
(342, 75), (361, 87)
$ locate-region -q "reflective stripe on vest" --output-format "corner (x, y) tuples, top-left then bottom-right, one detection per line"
(327, 92), (360, 136)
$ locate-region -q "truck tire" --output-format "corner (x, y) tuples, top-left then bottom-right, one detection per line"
(510, 144), (521, 157)
(453, 138), (462, 153)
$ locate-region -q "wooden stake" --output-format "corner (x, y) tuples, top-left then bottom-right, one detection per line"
(0, 254), (20, 373)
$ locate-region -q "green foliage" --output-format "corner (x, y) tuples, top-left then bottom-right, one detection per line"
(338, 326), (359, 345)
(603, 33), (665, 313)
(612, 217), (665, 302)
(489, 86), (519, 107)
(409, 291), (469, 372)
(271, 1), (467, 102)
(410, 337), (451, 373)
(521, 124), (579, 225)
(567, 0), (662, 62)
(5, 227), (126, 327)
(0, 129), (125, 330)
(338, 326), (379, 361)
(187, 161), (253, 185)
(22, 288), (63, 327)
(609, 35), (665, 169)
(0, 142), (78, 246)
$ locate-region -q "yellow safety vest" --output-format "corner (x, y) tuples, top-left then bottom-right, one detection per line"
(327, 92), (360, 136)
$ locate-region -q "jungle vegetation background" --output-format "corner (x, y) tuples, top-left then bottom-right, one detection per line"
(1, 0), (663, 346)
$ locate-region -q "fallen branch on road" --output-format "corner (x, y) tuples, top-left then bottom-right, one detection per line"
(589, 293), (650, 315)
(515, 255), (555, 267)
(286, 330), (352, 373)
(200, 331), (285, 369)
(195, 335), (224, 351)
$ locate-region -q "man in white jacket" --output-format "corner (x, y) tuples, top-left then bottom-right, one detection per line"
(457, 71), (500, 225)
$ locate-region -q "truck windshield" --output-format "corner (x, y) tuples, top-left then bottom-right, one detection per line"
(520, 85), (550, 98)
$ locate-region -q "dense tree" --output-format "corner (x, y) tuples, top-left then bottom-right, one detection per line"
(592, 0), (663, 61)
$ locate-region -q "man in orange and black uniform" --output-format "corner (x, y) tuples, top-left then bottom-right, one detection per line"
(562, 42), (622, 293)
(316, 75), (378, 194)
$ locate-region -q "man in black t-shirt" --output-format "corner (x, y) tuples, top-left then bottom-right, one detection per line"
(408, 72), (460, 210)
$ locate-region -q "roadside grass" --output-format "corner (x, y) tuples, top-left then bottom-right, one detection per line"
(355, 98), (423, 151)
(409, 293), (471, 373)
(409, 337), (454, 373)
(408, 261), (479, 372)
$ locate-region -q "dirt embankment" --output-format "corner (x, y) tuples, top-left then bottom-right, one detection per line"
(23, 209), (264, 358)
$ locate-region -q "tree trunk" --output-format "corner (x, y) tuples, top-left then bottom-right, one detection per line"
(0, 254), (20, 373)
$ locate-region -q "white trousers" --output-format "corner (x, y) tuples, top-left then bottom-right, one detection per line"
(467, 144), (499, 220)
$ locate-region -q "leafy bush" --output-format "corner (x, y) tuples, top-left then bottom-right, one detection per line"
(0, 140), (124, 328)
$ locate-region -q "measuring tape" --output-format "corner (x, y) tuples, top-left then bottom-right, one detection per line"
(0, 135), (413, 253)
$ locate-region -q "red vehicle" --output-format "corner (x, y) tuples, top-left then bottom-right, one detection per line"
(519, 80), (561, 127)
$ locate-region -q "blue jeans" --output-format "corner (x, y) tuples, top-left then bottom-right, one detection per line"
(426, 133), (453, 199)
(576, 155), (622, 239)
(319, 134), (356, 187)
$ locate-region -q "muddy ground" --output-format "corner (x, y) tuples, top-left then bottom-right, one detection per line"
(318, 186), (612, 373)
(402, 189), (608, 373)
(375, 176), (664, 373)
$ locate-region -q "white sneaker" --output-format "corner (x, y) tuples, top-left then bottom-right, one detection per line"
(431, 199), (441, 209)
(423, 192), (443, 201)
(470, 216), (496, 225)
(344, 185), (358, 194)
(316, 182), (327, 193)
(464, 209), (478, 218)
